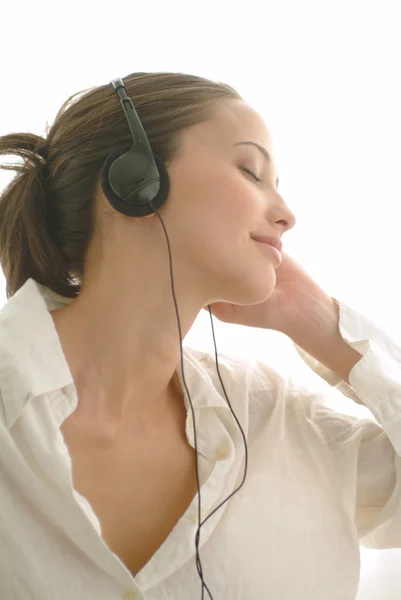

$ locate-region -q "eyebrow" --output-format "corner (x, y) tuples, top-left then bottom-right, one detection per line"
(233, 141), (280, 188)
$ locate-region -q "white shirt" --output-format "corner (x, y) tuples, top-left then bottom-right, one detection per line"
(1, 278), (401, 600)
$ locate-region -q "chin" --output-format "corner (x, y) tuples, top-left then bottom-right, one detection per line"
(230, 273), (276, 306)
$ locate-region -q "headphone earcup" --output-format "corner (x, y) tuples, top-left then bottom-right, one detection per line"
(100, 149), (170, 217)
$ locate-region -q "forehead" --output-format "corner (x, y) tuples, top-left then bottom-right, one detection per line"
(180, 99), (275, 161)
(212, 99), (273, 148)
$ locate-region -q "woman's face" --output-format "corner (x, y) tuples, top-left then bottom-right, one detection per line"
(161, 99), (297, 308)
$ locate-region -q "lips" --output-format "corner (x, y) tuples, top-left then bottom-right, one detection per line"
(252, 236), (283, 253)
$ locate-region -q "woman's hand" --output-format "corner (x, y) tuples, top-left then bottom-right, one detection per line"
(204, 251), (335, 335)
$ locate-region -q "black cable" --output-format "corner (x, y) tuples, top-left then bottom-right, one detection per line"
(149, 200), (249, 599)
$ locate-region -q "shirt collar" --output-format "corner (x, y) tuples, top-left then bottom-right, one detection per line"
(0, 279), (74, 428)
(0, 278), (230, 429)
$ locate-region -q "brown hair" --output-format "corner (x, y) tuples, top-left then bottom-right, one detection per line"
(0, 71), (242, 300)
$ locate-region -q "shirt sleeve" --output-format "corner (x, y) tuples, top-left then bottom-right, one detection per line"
(292, 297), (401, 548)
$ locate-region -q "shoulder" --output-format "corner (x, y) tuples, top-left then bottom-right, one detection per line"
(184, 344), (369, 447)
(184, 344), (296, 441)
(184, 344), (278, 396)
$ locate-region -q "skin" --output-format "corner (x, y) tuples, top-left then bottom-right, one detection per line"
(51, 98), (297, 443)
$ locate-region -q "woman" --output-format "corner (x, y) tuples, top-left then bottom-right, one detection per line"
(0, 71), (400, 600)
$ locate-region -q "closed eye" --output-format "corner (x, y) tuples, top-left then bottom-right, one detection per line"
(241, 167), (264, 183)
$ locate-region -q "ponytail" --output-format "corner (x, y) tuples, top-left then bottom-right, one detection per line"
(0, 132), (79, 299)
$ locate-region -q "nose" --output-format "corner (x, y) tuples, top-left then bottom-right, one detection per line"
(272, 193), (297, 234)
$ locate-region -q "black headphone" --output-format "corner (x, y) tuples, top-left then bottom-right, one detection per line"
(100, 77), (248, 600)
(100, 79), (170, 218)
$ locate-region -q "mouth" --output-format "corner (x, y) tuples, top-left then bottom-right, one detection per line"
(251, 236), (283, 253)
(252, 238), (282, 265)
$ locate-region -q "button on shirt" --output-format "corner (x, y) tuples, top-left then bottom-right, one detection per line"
(1, 278), (401, 600)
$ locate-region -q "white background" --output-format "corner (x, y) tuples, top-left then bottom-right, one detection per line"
(1, 1), (401, 597)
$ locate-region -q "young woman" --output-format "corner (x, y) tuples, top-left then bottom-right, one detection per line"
(0, 71), (400, 600)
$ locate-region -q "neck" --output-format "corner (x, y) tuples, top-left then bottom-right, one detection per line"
(51, 264), (200, 429)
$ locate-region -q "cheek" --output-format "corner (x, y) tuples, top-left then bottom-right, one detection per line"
(211, 172), (260, 233)
(189, 175), (258, 260)
(169, 163), (258, 257)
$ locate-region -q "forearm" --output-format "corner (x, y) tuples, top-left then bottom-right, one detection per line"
(282, 295), (363, 385)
